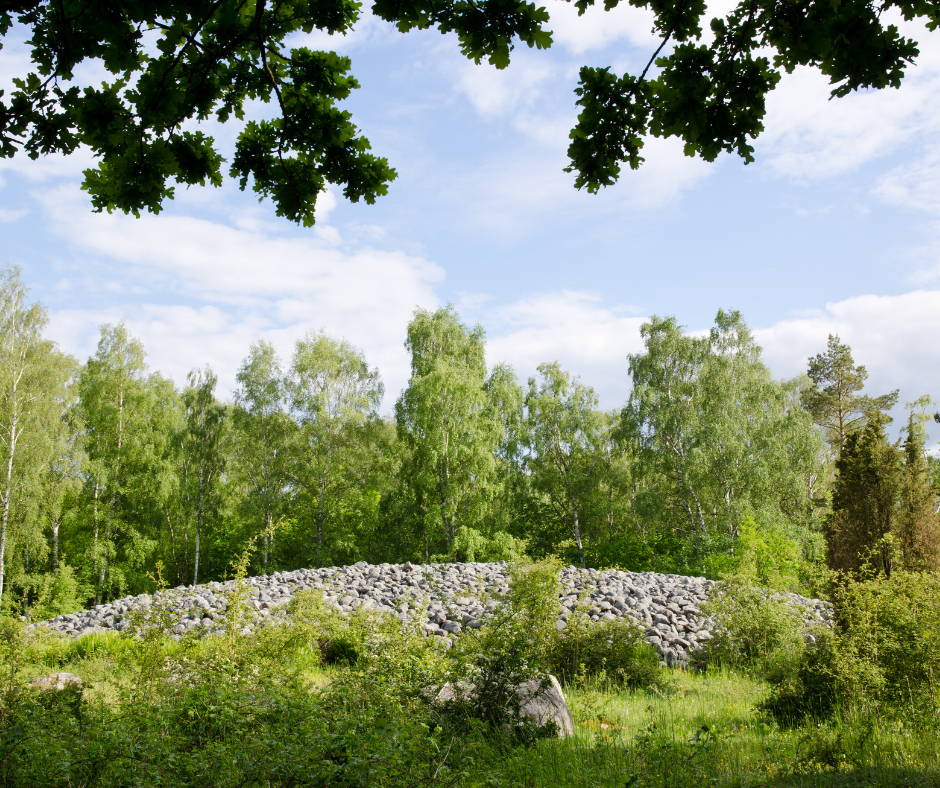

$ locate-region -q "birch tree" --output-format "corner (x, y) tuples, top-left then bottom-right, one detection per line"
(163, 367), (226, 585)
(287, 331), (383, 568)
(624, 316), (710, 551)
(395, 306), (501, 556)
(523, 362), (608, 568)
(76, 324), (164, 602)
(232, 341), (293, 573)
(0, 266), (75, 605)
(623, 312), (824, 571)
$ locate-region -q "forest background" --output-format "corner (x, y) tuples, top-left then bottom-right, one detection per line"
(2, 263), (937, 612)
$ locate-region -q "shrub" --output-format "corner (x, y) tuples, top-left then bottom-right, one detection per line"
(762, 570), (940, 725)
(548, 615), (660, 688)
(702, 580), (805, 673)
(830, 569), (940, 717)
(444, 557), (563, 742)
(760, 630), (838, 725)
(28, 564), (89, 620)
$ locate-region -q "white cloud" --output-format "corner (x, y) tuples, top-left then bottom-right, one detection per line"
(486, 291), (647, 408)
(874, 144), (940, 215)
(289, 10), (399, 54)
(616, 135), (713, 209)
(547, 1), (659, 55)
(758, 18), (940, 182)
(432, 131), (712, 240)
(37, 190), (444, 407)
(755, 290), (940, 418)
(0, 148), (96, 191)
(452, 51), (559, 117)
(0, 208), (27, 222)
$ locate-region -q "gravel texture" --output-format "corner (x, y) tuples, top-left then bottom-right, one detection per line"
(38, 561), (833, 666)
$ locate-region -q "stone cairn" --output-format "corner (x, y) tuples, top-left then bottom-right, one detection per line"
(38, 561), (832, 666)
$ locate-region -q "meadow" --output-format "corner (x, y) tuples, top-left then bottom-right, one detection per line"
(2, 561), (938, 788)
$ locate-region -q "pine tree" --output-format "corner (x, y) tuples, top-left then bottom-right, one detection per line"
(897, 406), (940, 571)
(825, 411), (901, 577)
(802, 335), (898, 451)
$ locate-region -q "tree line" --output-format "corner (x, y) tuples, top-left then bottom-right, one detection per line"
(1, 265), (937, 612)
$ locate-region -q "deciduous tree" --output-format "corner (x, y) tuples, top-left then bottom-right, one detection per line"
(4, 0), (938, 217)
(76, 324), (172, 601)
(523, 361), (609, 568)
(623, 311), (824, 573)
(231, 340), (294, 573)
(395, 306), (501, 557)
(0, 266), (75, 605)
(163, 367), (226, 585)
(286, 330), (383, 568)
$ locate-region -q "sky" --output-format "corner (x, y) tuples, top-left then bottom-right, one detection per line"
(0, 3), (938, 444)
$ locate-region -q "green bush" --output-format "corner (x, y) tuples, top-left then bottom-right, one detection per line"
(444, 558), (563, 742)
(27, 564), (89, 620)
(444, 556), (662, 744)
(830, 569), (940, 717)
(760, 630), (838, 725)
(762, 570), (940, 725)
(702, 581), (805, 674)
(548, 615), (661, 688)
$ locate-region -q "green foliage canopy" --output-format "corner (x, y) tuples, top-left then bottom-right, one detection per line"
(564, 0), (935, 191)
(4, 0), (931, 220)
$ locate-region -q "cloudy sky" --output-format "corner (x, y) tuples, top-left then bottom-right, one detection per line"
(1, 3), (938, 443)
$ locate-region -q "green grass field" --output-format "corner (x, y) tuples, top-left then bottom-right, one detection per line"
(8, 625), (937, 788)
(498, 671), (939, 788)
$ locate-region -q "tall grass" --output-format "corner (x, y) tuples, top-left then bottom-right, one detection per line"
(2, 564), (939, 788)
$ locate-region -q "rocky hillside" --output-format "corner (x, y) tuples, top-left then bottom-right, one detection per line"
(39, 561), (832, 666)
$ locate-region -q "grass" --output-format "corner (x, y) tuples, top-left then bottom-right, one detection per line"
(469, 670), (940, 788)
(5, 621), (939, 788)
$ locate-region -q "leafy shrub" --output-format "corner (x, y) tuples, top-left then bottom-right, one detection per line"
(760, 630), (838, 725)
(27, 564), (89, 620)
(318, 635), (359, 666)
(830, 569), (940, 717)
(445, 557), (563, 742)
(702, 581), (805, 673)
(762, 570), (940, 725)
(548, 615), (660, 688)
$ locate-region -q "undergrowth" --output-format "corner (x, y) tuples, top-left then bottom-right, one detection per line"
(1, 560), (938, 787)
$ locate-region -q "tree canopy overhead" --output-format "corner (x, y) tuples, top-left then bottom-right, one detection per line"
(0, 0), (933, 223)
(0, 0), (550, 226)
(564, 0), (934, 192)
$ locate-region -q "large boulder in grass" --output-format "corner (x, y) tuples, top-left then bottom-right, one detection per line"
(30, 672), (83, 691)
(435, 674), (574, 737)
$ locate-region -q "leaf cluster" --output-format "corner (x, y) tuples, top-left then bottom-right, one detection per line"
(1, 0), (394, 226)
(566, 0), (927, 191)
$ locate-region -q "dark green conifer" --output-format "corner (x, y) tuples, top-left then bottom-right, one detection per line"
(898, 411), (940, 571)
(826, 411), (901, 577)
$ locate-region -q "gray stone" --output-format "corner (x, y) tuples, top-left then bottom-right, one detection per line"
(435, 674), (574, 737)
(30, 672), (83, 691)
(36, 561), (831, 665)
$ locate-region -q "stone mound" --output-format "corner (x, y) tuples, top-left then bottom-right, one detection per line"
(39, 561), (832, 666)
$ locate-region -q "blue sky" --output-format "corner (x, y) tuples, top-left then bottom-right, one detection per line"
(0, 3), (938, 443)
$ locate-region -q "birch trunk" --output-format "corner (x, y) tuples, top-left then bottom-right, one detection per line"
(316, 469), (326, 568)
(194, 455), (204, 585)
(0, 429), (14, 603)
